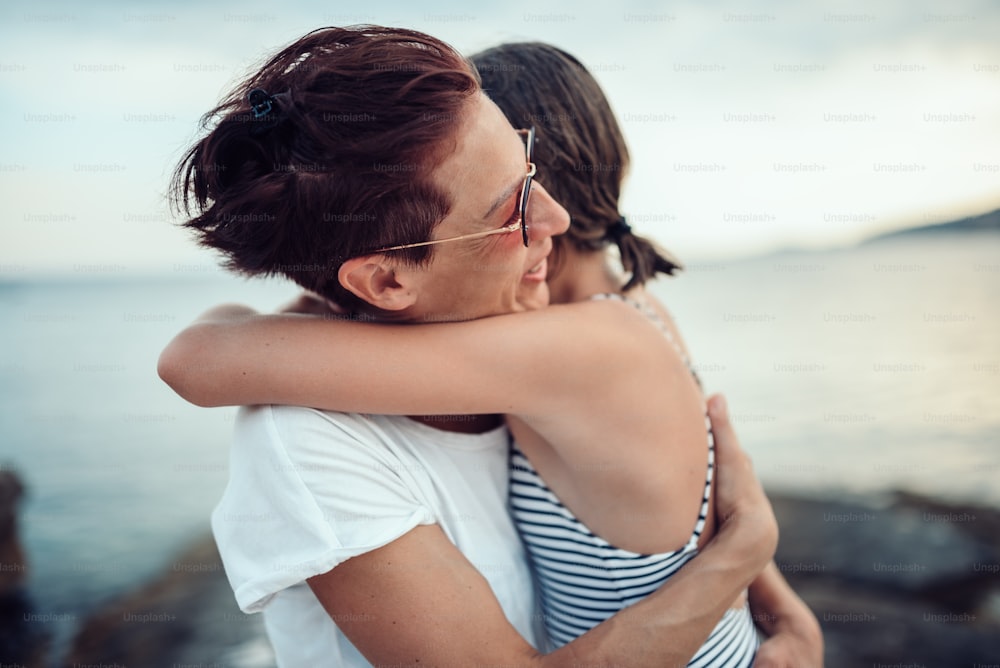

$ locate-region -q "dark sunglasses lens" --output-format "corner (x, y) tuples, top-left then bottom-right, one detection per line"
(520, 177), (532, 246)
(521, 128), (535, 247)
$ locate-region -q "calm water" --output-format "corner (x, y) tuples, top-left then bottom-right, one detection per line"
(2, 233), (998, 651)
(1, 274), (298, 658)
(656, 232), (1000, 504)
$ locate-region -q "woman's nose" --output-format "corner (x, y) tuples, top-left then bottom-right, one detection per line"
(526, 182), (571, 242)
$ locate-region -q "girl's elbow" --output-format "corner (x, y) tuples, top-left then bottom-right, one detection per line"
(157, 337), (216, 407)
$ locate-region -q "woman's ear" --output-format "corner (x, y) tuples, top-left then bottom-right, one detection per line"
(337, 255), (419, 312)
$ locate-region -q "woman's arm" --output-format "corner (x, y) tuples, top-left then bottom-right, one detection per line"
(158, 297), (651, 415)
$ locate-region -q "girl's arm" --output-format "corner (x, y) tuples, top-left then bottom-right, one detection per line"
(748, 561), (824, 667)
(704, 395), (822, 665)
(158, 298), (650, 416)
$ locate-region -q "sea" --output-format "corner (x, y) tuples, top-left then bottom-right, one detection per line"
(2, 231), (998, 658)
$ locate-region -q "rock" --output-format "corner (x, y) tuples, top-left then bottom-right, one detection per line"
(792, 578), (1000, 668)
(770, 492), (994, 593)
(64, 533), (270, 668)
(769, 491), (1000, 667)
(0, 467), (48, 667)
(0, 468), (27, 594)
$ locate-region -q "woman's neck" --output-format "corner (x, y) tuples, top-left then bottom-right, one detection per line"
(547, 246), (625, 304)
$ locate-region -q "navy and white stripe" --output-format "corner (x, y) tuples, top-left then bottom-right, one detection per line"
(508, 293), (758, 665)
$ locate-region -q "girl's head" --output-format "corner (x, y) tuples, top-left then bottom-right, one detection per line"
(471, 42), (681, 289)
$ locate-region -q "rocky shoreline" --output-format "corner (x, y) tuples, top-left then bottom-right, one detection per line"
(768, 490), (1000, 666)
(63, 536), (271, 668)
(1, 470), (48, 667)
(7, 477), (1000, 667)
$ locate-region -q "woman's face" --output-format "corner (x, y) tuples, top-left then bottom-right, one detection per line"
(403, 93), (570, 322)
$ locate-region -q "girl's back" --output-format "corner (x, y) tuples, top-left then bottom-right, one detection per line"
(507, 288), (717, 555)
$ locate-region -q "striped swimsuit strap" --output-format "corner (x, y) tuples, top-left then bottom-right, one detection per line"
(590, 292), (703, 387)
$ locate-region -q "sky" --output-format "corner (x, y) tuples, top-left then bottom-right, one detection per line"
(1, 0), (998, 278)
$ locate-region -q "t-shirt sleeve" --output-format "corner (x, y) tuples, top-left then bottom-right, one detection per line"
(212, 405), (437, 613)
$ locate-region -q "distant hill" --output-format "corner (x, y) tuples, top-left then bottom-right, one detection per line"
(862, 208), (1000, 244)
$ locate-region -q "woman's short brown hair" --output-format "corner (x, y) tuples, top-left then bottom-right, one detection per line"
(472, 42), (680, 289)
(172, 26), (479, 310)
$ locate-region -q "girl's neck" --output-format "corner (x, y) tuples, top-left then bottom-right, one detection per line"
(547, 246), (625, 305)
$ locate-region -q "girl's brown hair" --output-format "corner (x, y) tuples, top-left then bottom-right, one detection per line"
(472, 42), (680, 289)
(172, 26), (479, 311)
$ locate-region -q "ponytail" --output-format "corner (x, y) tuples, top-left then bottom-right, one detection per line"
(609, 217), (683, 290)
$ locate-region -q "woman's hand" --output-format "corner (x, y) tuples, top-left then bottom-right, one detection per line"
(706, 394), (779, 573)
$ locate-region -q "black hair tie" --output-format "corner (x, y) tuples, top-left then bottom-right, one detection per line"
(609, 216), (631, 241)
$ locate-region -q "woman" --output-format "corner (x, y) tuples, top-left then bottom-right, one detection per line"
(161, 42), (821, 666)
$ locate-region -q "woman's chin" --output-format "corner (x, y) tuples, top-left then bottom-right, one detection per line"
(516, 283), (550, 312)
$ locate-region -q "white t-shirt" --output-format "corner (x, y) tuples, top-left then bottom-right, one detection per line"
(212, 405), (546, 667)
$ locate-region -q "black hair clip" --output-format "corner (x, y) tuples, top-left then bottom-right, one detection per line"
(248, 88), (274, 119)
(247, 88), (285, 135)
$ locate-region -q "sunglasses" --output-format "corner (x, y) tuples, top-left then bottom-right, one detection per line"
(368, 127), (536, 253)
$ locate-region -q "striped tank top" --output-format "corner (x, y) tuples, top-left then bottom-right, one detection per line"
(509, 293), (759, 665)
